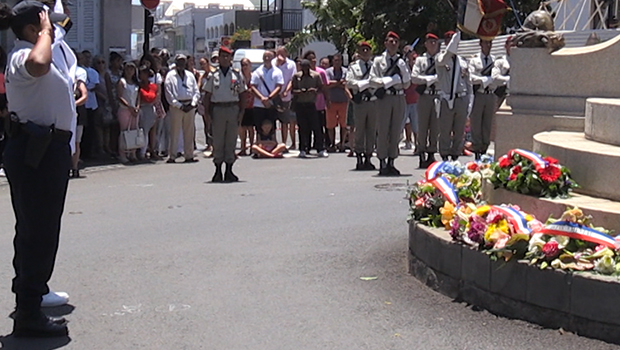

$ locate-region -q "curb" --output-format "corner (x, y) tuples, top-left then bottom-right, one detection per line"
(409, 221), (620, 345)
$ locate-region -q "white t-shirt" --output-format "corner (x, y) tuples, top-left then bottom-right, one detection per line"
(75, 66), (87, 85)
(5, 40), (75, 131)
(119, 77), (139, 109)
(272, 57), (296, 102)
(250, 65), (284, 108)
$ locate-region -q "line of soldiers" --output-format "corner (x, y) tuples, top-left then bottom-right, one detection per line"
(200, 29), (511, 182)
(348, 30), (511, 174)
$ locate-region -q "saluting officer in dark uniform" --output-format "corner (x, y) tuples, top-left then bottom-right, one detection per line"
(1, 1), (74, 337)
(202, 46), (247, 182)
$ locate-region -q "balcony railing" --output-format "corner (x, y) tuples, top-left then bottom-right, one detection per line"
(259, 9), (303, 38)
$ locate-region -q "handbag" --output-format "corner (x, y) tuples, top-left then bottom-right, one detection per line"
(258, 72), (285, 112)
(121, 92), (145, 150)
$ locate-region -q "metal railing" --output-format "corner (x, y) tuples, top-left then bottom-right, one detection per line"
(259, 9), (303, 38)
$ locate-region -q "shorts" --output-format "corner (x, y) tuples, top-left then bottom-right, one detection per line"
(76, 125), (84, 143)
(326, 102), (348, 129)
(403, 103), (418, 133)
(242, 108), (254, 127)
(276, 100), (292, 124)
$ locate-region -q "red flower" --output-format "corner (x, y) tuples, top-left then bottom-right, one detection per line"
(511, 165), (522, 175)
(542, 241), (560, 258)
(498, 155), (511, 168)
(539, 165), (561, 183)
(467, 162), (479, 172)
(544, 156), (559, 165)
(509, 173), (517, 181)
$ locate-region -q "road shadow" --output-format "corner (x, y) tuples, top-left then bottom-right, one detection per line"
(0, 335), (70, 349)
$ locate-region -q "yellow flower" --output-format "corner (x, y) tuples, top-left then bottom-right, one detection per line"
(485, 223), (498, 241)
(439, 202), (456, 229)
(525, 214), (534, 222)
(475, 205), (491, 217)
(498, 220), (510, 234)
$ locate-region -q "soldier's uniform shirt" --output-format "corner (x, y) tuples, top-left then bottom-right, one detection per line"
(346, 58), (377, 155)
(203, 67), (247, 165)
(468, 52), (499, 153)
(436, 49), (471, 157)
(370, 52), (411, 160)
(411, 52), (440, 154)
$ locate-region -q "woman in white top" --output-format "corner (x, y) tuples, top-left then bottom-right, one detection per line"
(116, 61), (140, 163)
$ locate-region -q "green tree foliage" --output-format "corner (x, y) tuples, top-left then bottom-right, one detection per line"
(288, 0), (543, 54)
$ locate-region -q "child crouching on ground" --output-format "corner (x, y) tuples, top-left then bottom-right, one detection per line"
(251, 119), (287, 158)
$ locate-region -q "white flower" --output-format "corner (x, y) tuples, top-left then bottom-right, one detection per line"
(528, 233), (546, 253)
(550, 235), (570, 249)
(594, 256), (615, 275)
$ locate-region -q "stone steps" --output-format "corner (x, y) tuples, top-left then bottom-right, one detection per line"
(585, 98), (620, 146)
(533, 131), (620, 202)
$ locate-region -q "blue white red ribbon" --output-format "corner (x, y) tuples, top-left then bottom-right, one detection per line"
(430, 177), (460, 205)
(425, 161), (446, 181)
(508, 149), (547, 171)
(541, 221), (618, 249)
(492, 205), (531, 235)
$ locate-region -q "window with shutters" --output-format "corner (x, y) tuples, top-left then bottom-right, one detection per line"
(64, 0), (101, 53)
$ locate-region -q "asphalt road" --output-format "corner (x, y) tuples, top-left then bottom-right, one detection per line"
(0, 149), (618, 349)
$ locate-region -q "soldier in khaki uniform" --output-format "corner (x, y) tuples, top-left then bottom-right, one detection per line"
(468, 39), (497, 160)
(370, 31), (411, 176)
(411, 33), (440, 168)
(202, 46), (248, 182)
(435, 31), (471, 161)
(346, 41), (377, 170)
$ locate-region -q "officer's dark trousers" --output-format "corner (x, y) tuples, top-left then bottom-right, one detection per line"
(296, 102), (323, 153)
(3, 133), (71, 313)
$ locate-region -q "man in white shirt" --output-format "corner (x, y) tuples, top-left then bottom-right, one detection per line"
(250, 50), (284, 134)
(165, 54), (200, 163)
(272, 46), (297, 148)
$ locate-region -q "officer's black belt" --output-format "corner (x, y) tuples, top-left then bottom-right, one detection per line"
(10, 122), (72, 143)
(212, 101), (239, 107)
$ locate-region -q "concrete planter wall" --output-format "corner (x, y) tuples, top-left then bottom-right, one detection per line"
(408, 221), (620, 344)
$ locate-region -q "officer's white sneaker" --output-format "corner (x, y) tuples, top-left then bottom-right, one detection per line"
(41, 291), (69, 308)
(318, 150), (329, 158)
(299, 151), (307, 158)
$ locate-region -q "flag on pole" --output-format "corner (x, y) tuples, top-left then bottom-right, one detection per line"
(457, 0), (510, 40)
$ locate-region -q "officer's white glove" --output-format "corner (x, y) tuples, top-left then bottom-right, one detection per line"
(357, 79), (371, 91)
(481, 76), (493, 88)
(426, 75), (438, 85)
(382, 75), (402, 89)
(446, 31), (461, 55)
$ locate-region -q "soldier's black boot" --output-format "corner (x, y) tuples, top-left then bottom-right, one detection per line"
(363, 155), (376, 170)
(378, 159), (389, 176)
(418, 153), (427, 168)
(224, 163), (239, 182)
(212, 163), (223, 183)
(441, 155), (449, 161)
(387, 158), (400, 176)
(451, 155), (459, 161)
(474, 152), (482, 161)
(424, 153), (436, 168)
(355, 153), (364, 170)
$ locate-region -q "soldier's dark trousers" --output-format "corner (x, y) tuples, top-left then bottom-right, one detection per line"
(296, 102), (323, 152)
(3, 132), (71, 313)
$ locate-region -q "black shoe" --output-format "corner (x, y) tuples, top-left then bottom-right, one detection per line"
(387, 158), (400, 176)
(224, 164), (239, 183)
(441, 155), (449, 161)
(424, 153), (436, 168)
(212, 165), (223, 183)
(418, 153), (427, 169)
(184, 158), (199, 163)
(13, 311), (69, 338)
(378, 159), (390, 176)
(363, 156), (376, 171)
(474, 152), (482, 161)
(451, 155), (459, 161)
(355, 154), (364, 171)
